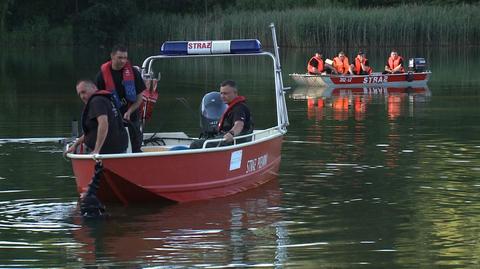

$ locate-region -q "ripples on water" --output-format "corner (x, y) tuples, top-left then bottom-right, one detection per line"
(1, 46), (480, 267)
(280, 93), (480, 267)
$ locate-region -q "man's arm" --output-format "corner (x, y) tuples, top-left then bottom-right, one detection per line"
(392, 58), (403, 73)
(385, 61), (392, 72)
(92, 115), (109, 154)
(64, 134), (85, 156)
(123, 93), (142, 121)
(223, 120), (244, 142)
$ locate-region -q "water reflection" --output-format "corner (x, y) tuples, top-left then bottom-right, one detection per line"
(290, 85), (431, 121)
(71, 179), (288, 267)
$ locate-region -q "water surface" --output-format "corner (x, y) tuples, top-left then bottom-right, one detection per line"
(0, 46), (479, 268)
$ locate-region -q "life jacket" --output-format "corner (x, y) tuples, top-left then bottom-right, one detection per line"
(307, 56), (324, 74)
(100, 60), (137, 108)
(217, 96), (247, 132)
(388, 56), (404, 72)
(333, 56), (349, 74)
(354, 56), (372, 75)
(140, 78), (159, 122)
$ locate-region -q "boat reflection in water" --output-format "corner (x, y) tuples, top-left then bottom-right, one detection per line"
(72, 179), (288, 267)
(290, 85), (431, 121)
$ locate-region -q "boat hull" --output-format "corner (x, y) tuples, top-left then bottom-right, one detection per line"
(71, 135), (283, 204)
(289, 72), (431, 87)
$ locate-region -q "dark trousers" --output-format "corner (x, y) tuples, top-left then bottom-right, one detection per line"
(124, 120), (142, 152)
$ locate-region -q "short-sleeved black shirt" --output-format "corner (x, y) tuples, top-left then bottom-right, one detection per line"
(83, 95), (128, 154)
(220, 102), (253, 135)
(96, 66), (146, 122)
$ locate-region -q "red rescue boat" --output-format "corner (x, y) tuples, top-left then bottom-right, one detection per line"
(66, 24), (289, 204)
(289, 71), (431, 87)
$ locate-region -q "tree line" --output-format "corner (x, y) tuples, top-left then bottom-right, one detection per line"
(0, 0), (478, 47)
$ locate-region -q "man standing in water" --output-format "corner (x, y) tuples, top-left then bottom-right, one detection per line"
(95, 44), (146, 152)
(65, 80), (128, 155)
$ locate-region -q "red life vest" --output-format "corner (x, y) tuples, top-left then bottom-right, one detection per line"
(354, 56), (372, 75)
(218, 96), (246, 131)
(388, 56), (404, 72)
(100, 60), (137, 105)
(333, 56), (350, 74)
(307, 56), (324, 74)
(140, 78), (159, 122)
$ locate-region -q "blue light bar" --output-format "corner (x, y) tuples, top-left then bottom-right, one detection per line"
(160, 39), (262, 55)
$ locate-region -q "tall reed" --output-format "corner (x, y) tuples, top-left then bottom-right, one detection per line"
(126, 4), (479, 49)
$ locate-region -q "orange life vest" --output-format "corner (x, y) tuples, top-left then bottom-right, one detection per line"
(333, 56), (349, 74)
(307, 56), (324, 74)
(388, 56), (404, 72)
(354, 56), (372, 75)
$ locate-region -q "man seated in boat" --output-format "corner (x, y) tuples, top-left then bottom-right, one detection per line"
(189, 80), (253, 149)
(307, 52), (324, 75)
(332, 51), (351, 75)
(218, 80), (253, 144)
(349, 50), (373, 75)
(383, 49), (405, 74)
(307, 52), (335, 75)
(65, 80), (128, 155)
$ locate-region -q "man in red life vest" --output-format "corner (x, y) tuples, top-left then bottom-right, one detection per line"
(384, 50), (405, 74)
(218, 80), (253, 144)
(333, 51), (350, 75)
(349, 50), (373, 75)
(65, 80), (128, 155)
(189, 80), (253, 149)
(307, 52), (325, 75)
(96, 44), (146, 152)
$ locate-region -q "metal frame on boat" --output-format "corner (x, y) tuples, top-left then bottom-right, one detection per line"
(289, 71), (431, 87)
(66, 23), (289, 204)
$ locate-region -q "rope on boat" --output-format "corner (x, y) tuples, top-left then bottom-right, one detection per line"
(80, 161), (106, 218)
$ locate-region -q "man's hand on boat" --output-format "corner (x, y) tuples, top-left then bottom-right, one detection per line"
(64, 135), (85, 157)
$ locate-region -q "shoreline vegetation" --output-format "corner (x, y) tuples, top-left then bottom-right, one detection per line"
(1, 3), (479, 48)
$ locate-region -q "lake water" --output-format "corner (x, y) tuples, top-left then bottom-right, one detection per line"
(0, 45), (479, 268)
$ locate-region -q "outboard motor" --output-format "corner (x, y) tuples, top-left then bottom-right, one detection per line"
(199, 91), (227, 138)
(408, 58), (427, 72)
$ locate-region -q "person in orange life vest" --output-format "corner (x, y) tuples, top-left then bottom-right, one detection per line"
(96, 44), (146, 152)
(332, 51), (350, 75)
(349, 50), (373, 75)
(383, 50), (405, 74)
(307, 52), (325, 75)
(218, 80), (253, 144)
(65, 80), (128, 155)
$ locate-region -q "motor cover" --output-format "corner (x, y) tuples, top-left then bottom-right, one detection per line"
(199, 91), (227, 138)
(408, 58), (427, 72)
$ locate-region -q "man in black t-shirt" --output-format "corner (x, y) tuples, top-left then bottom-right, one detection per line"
(218, 80), (253, 144)
(96, 44), (146, 152)
(189, 80), (253, 149)
(65, 80), (128, 155)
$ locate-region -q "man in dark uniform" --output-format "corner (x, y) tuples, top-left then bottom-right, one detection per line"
(218, 80), (253, 144)
(65, 80), (128, 155)
(96, 44), (146, 152)
(189, 80), (253, 149)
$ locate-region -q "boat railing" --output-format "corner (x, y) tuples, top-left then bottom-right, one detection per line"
(201, 126), (284, 149)
(140, 23), (289, 132)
